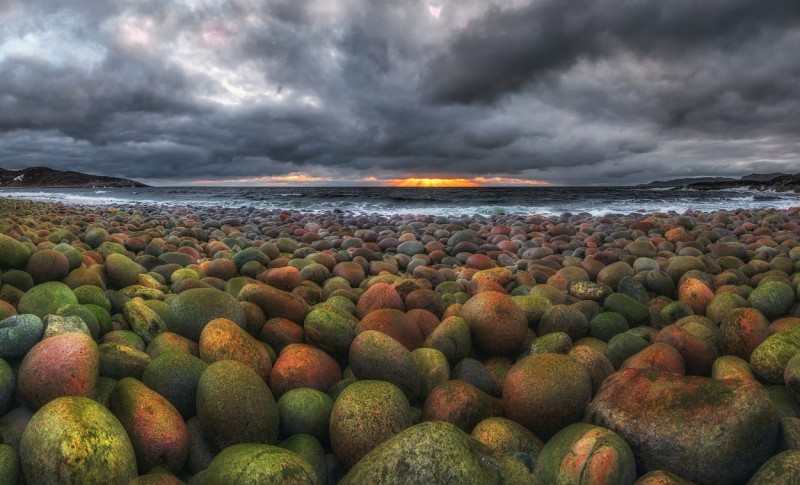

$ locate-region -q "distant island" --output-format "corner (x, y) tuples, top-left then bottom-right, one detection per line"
(636, 172), (800, 192)
(0, 166), (148, 188)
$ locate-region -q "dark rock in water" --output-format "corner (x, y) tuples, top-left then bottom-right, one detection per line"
(586, 368), (778, 484)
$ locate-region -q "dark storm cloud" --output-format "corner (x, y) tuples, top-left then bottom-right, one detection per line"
(0, 0), (799, 185)
(425, 0), (800, 104)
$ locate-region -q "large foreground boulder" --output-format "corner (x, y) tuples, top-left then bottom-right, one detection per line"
(586, 368), (778, 484)
(340, 421), (533, 484)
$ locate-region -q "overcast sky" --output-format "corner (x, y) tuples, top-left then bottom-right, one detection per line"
(1, 0), (799, 186)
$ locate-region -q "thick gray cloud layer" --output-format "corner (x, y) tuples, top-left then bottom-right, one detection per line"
(1, 0), (799, 185)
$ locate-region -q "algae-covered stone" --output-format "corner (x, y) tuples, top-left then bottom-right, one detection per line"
(530, 331), (573, 355)
(200, 317), (272, 381)
(460, 291), (527, 356)
(749, 281), (795, 319)
(196, 360), (279, 449)
(303, 307), (357, 359)
(606, 332), (650, 369)
(422, 315), (472, 364)
(410, 347), (450, 397)
(142, 351), (208, 419)
(751, 325), (800, 383)
(279, 434), (326, 485)
(470, 416), (544, 456)
(0, 235), (30, 270)
(349, 330), (421, 401)
(748, 449), (800, 484)
(589, 312), (629, 342)
(124, 297), (168, 344)
(330, 380), (413, 469)
(603, 293), (648, 326)
(167, 287), (247, 341)
(504, 353), (592, 439)
(99, 342), (151, 380)
(533, 422), (635, 485)
(110, 377), (188, 473)
(587, 368), (778, 484)
(0, 359), (13, 416)
(340, 421), (534, 484)
(278, 388), (334, 442)
(199, 443), (318, 485)
(105, 253), (145, 288)
(0, 444), (18, 485)
(18, 331), (99, 409)
(19, 396), (137, 483)
(17, 281), (78, 318)
(0, 314), (43, 359)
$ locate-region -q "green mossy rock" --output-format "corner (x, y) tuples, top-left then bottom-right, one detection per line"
(349, 330), (421, 401)
(589, 312), (629, 342)
(751, 325), (800, 383)
(340, 421), (534, 484)
(167, 288), (247, 341)
(196, 360), (279, 449)
(470, 416), (544, 456)
(606, 332), (650, 369)
(74, 284), (112, 311)
(105, 253), (145, 288)
(303, 308), (357, 359)
(0, 359), (14, 416)
(330, 380), (413, 469)
(747, 449), (800, 484)
(533, 422), (635, 485)
(109, 377), (188, 474)
(17, 281), (78, 319)
(0, 444), (19, 485)
(55, 304), (100, 338)
(603, 293), (648, 326)
(0, 234), (31, 270)
(124, 297), (168, 344)
(19, 396), (137, 483)
(142, 351), (208, 419)
(279, 434), (326, 485)
(749, 281), (796, 319)
(277, 388), (334, 442)
(422, 315), (472, 364)
(99, 342), (151, 380)
(198, 443), (318, 484)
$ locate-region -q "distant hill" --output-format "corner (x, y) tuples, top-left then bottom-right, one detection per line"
(0, 166), (147, 188)
(636, 173), (799, 192)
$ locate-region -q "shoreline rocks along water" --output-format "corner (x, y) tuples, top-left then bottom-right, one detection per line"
(1, 197), (800, 483)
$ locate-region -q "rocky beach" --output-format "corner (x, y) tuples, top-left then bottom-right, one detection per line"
(1, 196), (800, 483)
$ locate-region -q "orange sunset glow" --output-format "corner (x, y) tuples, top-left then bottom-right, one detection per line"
(389, 178), (480, 187)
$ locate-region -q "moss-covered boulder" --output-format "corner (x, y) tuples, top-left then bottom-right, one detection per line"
(349, 330), (421, 401)
(303, 307), (357, 359)
(196, 360), (279, 449)
(142, 351), (207, 419)
(422, 315), (472, 364)
(123, 297), (168, 344)
(19, 396), (137, 483)
(460, 291), (527, 356)
(105, 253), (145, 288)
(603, 293), (648, 326)
(99, 342), (151, 380)
(340, 421), (534, 484)
(533, 422), (635, 485)
(167, 287), (247, 341)
(751, 325), (800, 383)
(17, 331), (99, 409)
(110, 377), (188, 473)
(586, 368), (778, 484)
(277, 387), (334, 442)
(748, 449), (800, 485)
(238, 283), (310, 324)
(0, 234), (30, 270)
(0, 443), (19, 485)
(504, 353), (592, 439)
(749, 281), (795, 319)
(197, 443), (318, 484)
(26, 248), (70, 284)
(199, 317), (272, 381)
(330, 380), (413, 470)
(470, 416), (544, 457)
(269, 343), (340, 398)
(17, 281), (78, 319)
